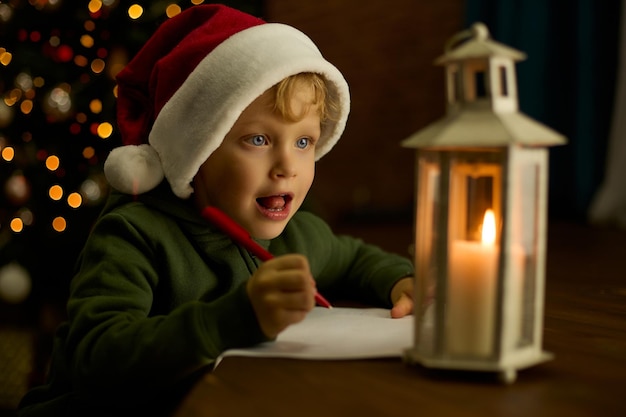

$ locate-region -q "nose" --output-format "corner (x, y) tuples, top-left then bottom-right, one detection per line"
(270, 147), (297, 179)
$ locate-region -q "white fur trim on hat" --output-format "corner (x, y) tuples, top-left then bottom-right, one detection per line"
(150, 23), (350, 199)
(103, 144), (164, 195)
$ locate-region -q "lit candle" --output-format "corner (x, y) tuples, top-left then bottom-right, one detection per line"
(447, 210), (498, 357)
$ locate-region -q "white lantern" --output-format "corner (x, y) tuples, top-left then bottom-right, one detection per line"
(402, 23), (565, 383)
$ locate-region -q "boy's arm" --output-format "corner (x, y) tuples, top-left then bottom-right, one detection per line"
(62, 210), (267, 402)
(274, 212), (415, 308)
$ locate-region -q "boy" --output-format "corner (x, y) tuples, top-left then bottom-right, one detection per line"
(19, 4), (414, 416)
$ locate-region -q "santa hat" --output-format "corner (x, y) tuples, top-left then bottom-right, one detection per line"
(104, 4), (350, 199)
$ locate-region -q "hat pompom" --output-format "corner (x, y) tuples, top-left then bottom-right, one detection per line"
(104, 144), (164, 195)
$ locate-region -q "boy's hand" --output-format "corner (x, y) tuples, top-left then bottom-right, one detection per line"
(390, 277), (414, 318)
(247, 254), (316, 339)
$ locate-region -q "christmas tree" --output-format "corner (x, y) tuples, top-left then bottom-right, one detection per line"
(0, 0), (262, 316)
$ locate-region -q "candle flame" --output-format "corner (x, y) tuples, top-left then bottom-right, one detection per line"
(481, 209), (496, 245)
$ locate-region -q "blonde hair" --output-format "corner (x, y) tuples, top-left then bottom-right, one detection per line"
(269, 73), (339, 124)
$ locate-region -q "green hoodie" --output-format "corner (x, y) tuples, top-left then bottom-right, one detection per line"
(19, 182), (414, 416)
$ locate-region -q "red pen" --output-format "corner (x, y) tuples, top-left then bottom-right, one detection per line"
(201, 206), (333, 309)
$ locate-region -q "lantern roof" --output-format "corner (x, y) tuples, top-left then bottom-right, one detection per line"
(402, 22), (566, 149)
(402, 104), (567, 148)
(435, 23), (526, 64)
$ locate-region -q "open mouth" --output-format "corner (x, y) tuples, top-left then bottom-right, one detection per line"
(256, 194), (293, 211)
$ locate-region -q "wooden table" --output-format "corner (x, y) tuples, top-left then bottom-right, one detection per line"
(173, 221), (626, 417)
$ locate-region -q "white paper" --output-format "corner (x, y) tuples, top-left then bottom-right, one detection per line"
(215, 307), (413, 367)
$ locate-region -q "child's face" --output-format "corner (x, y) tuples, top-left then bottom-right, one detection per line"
(194, 85), (320, 239)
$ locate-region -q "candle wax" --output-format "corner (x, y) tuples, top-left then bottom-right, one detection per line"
(447, 240), (498, 357)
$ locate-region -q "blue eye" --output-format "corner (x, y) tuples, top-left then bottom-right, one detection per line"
(296, 137), (310, 149)
(248, 135), (267, 146)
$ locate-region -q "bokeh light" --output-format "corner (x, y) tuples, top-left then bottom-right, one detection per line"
(74, 55), (88, 67)
(2, 146), (14, 161)
(44, 84), (72, 119)
(84, 20), (96, 32)
(10, 218), (23, 233)
(128, 4), (143, 19)
(88, 0), (102, 14)
(67, 192), (82, 208)
(166, 4), (182, 18)
(82, 146), (96, 159)
(0, 4), (13, 22)
(46, 155), (60, 171)
(16, 72), (33, 90)
(80, 177), (104, 204)
(91, 58), (105, 73)
(0, 263), (32, 304)
(56, 44), (74, 62)
(49, 184), (63, 200)
(0, 49), (12, 66)
(97, 122), (113, 138)
(80, 34), (95, 48)
(0, 100), (14, 127)
(52, 217), (66, 232)
(20, 100), (34, 114)
(5, 174), (31, 205)
(89, 99), (102, 114)
(19, 209), (34, 226)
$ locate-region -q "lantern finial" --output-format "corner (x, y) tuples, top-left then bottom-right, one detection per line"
(471, 22), (489, 41)
(444, 21), (490, 52)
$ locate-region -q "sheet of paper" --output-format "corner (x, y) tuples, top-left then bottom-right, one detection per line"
(216, 307), (413, 367)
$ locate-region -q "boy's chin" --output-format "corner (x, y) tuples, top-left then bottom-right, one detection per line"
(252, 228), (284, 240)
(249, 220), (290, 240)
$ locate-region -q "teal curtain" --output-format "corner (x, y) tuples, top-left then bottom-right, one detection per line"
(465, 0), (621, 221)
